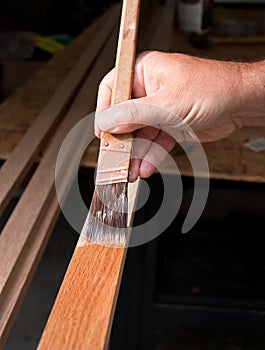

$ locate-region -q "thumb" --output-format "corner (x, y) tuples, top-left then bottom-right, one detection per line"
(95, 97), (172, 137)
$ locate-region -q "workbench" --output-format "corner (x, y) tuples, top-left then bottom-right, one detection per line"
(0, 1), (265, 349)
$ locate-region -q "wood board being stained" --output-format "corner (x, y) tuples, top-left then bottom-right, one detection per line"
(38, 178), (140, 350)
(38, 240), (126, 350)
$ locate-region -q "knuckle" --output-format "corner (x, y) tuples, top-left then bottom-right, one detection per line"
(126, 102), (140, 124)
(98, 76), (108, 91)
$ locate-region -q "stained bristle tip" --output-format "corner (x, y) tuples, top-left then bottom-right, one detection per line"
(85, 183), (128, 246)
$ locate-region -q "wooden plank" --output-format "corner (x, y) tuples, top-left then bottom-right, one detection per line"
(0, 4), (119, 217)
(0, 195), (60, 349)
(38, 239), (127, 350)
(166, 127), (265, 183)
(0, 25), (120, 350)
(37, 180), (140, 350)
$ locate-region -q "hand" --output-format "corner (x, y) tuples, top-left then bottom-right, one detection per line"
(95, 51), (265, 181)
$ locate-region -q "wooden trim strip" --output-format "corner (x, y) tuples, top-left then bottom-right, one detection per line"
(37, 179), (140, 350)
(0, 195), (60, 348)
(0, 23), (119, 350)
(38, 239), (127, 350)
(0, 4), (119, 217)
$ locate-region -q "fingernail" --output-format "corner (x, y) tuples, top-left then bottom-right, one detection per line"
(129, 159), (140, 182)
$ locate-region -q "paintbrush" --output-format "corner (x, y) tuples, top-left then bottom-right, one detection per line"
(86, 0), (141, 246)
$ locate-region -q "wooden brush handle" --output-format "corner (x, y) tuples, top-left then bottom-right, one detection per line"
(96, 0), (140, 185)
(111, 0), (140, 105)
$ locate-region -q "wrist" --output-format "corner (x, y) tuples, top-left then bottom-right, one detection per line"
(237, 60), (265, 127)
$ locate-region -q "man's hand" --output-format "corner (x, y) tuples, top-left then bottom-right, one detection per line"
(95, 51), (265, 181)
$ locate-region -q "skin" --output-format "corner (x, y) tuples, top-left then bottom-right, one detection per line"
(95, 51), (265, 181)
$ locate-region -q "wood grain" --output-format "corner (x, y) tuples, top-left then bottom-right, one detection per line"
(0, 19), (119, 350)
(39, 240), (126, 350)
(0, 195), (60, 349)
(38, 180), (140, 350)
(0, 4), (119, 216)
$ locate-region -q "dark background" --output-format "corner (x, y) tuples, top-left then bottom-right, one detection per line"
(0, 0), (120, 35)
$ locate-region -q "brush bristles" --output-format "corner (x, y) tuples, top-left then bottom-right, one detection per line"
(85, 183), (128, 246)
